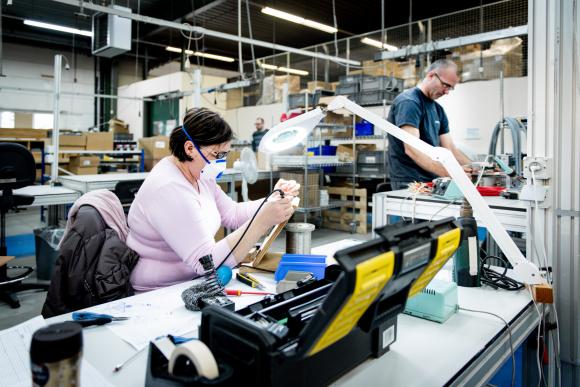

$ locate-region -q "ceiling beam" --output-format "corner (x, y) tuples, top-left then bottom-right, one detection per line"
(49, 0), (360, 66)
(145, 0), (228, 38)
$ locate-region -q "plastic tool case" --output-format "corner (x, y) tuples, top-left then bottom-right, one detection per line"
(147, 218), (461, 387)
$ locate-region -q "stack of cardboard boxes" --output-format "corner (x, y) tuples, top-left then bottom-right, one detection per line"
(52, 132), (113, 175)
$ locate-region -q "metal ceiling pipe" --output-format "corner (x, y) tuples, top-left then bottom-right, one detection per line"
(49, 0), (361, 66)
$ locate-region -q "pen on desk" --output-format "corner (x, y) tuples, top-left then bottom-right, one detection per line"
(236, 272), (265, 289)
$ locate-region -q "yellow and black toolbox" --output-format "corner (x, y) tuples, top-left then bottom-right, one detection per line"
(146, 217), (461, 386)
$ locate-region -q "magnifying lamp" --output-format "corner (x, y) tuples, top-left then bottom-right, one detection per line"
(259, 108), (326, 154)
(262, 96), (545, 287)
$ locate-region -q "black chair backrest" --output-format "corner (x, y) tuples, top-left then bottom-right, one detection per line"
(0, 143), (35, 191)
(114, 180), (144, 205)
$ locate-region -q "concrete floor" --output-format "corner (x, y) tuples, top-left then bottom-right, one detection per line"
(0, 224), (372, 330)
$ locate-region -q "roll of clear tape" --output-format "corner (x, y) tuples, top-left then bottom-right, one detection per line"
(168, 340), (219, 380)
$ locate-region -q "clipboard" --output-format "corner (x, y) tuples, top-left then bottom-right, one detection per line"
(251, 197), (300, 268)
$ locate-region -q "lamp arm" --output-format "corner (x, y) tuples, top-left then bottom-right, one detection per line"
(328, 96), (544, 285)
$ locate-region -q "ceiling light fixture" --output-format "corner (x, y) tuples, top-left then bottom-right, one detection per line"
(258, 62), (309, 76)
(165, 46), (235, 63)
(261, 7), (338, 34)
(361, 37), (398, 52)
(23, 19), (93, 37)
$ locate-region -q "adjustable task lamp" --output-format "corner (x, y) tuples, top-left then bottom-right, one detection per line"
(261, 96), (546, 287)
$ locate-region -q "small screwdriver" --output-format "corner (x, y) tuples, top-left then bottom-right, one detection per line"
(236, 272), (265, 289)
(225, 289), (273, 296)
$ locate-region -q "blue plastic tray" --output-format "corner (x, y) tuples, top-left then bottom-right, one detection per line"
(274, 254), (327, 281)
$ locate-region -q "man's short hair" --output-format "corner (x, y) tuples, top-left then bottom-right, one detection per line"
(425, 59), (457, 76)
(256, 117), (264, 123)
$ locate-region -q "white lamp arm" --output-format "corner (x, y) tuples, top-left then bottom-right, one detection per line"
(327, 96), (544, 285)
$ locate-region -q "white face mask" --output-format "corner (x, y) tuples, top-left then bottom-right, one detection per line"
(201, 158), (226, 181)
(180, 125), (228, 181)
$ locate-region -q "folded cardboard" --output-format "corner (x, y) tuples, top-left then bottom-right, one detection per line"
(226, 150), (241, 169)
(337, 143), (377, 162)
(86, 132), (114, 150)
(139, 136), (171, 159)
(144, 158), (163, 171)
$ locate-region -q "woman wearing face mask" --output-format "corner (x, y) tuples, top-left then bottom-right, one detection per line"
(127, 108), (299, 292)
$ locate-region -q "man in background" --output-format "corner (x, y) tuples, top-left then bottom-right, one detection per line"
(251, 117), (269, 152)
(387, 59), (472, 190)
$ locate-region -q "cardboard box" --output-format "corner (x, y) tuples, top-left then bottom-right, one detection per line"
(144, 158), (163, 171)
(109, 118), (129, 134)
(59, 133), (86, 147)
(337, 143), (377, 162)
(69, 156), (100, 168)
(67, 165), (98, 175)
(280, 172), (320, 186)
(307, 81), (332, 92)
(226, 150), (241, 169)
(139, 136), (171, 159)
(31, 150), (42, 164)
(261, 75), (301, 104)
(86, 132), (114, 150)
(226, 89), (243, 109)
(215, 227), (225, 241)
(298, 185), (320, 207)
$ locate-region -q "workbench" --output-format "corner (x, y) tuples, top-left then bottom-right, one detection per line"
(43, 240), (540, 387)
(372, 189), (529, 233)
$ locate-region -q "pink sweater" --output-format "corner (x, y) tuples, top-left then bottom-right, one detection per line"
(127, 157), (261, 292)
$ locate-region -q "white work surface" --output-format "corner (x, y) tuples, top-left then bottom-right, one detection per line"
(373, 189), (529, 233)
(9, 185), (80, 206)
(58, 172), (150, 193)
(43, 240), (538, 387)
(58, 170), (278, 194)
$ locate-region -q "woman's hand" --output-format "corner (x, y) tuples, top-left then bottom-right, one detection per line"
(258, 196), (294, 227)
(274, 179), (301, 198)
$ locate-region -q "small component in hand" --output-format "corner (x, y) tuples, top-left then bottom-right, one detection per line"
(199, 295), (235, 311)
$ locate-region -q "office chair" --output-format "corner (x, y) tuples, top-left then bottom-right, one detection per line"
(0, 143), (50, 308)
(114, 180), (143, 214)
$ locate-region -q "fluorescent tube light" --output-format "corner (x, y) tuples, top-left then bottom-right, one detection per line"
(258, 62), (309, 76)
(261, 7), (338, 34)
(165, 46), (235, 63)
(24, 19), (93, 37)
(361, 37), (398, 52)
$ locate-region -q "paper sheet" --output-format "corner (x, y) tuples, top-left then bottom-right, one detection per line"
(0, 316), (112, 387)
(89, 281), (202, 350)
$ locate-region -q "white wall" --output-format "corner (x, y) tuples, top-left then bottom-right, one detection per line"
(117, 71), (227, 139)
(438, 77), (527, 156)
(0, 43), (95, 130)
(223, 103), (286, 141)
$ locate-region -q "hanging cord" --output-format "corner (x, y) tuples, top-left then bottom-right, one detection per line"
(332, 0), (339, 57)
(459, 307), (516, 387)
(245, 0), (257, 76)
(216, 189), (285, 270)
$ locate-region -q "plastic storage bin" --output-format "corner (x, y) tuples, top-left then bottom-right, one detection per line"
(336, 83), (360, 95)
(274, 254), (327, 281)
(307, 146), (337, 172)
(357, 150), (384, 164)
(355, 120), (374, 136)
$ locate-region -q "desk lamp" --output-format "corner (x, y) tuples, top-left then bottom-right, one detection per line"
(260, 96), (547, 289)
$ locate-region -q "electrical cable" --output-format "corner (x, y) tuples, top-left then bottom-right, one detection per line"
(479, 254), (524, 291)
(245, 0), (257, 76)
(428, 199), (457, 222)
(458, 307), (516, 387)
(216, 188), (285, 270)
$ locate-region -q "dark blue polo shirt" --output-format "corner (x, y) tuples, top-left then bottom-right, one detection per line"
(387, 87), (449, 183)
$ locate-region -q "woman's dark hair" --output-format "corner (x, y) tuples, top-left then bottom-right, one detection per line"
(169, 108), (233, 162)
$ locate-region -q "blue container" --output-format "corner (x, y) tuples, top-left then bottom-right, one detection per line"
(274, 254), (327, 282)
(307, 146), (337, 173)
(355, 120), (374, 136)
